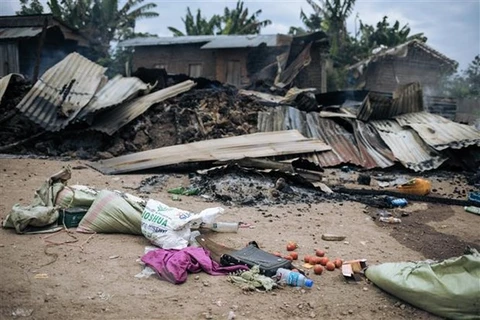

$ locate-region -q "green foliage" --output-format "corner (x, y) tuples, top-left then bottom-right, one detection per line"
(46, 0), (159, 58)
(168, 0), (271, 36)
(168, 8), (221, 36)
(16, 0), (45, 15)
(440, 55), (480, 98)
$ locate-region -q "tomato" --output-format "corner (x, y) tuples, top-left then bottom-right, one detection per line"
(326, 261), (336, 271)
(272, 252), (282, 257)
(304, 255), (312, 263)
(319, 257), (329, 266)
(310, 256), (321, 265)
(315, 249), (325, 257)
(283, 255), (293, 261)
(334, 259), (343, 268)
(289, 252), (298, 260)
(313, 264), (324, 275)
(286, 241), (298, 251)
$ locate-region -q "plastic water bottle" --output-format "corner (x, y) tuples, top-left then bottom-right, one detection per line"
(275, 268), (313, 288)
(386, 196), (408, 207)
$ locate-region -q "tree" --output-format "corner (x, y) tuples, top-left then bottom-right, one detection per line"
(441, 55), (480, 98)
(288, 9), (323, 35)
(168, 8), (221, 36)
(47, 0), (159, 57)
(16, 0), (44, 15)
(168, 0), (271, 36)
(219, 0), (271, 35)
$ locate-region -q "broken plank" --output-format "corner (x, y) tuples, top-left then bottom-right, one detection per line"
(90, 130), (332, 174)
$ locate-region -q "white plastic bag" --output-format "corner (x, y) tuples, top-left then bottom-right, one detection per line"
(141, 199), (224, 249)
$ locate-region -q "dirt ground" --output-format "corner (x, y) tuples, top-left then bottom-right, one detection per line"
(1, 158), (479, 320)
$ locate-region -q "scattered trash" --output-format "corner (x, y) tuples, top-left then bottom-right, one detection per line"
(464, 206), (480, 216)
(379, 217), (402, 224)
(275, 268), (313, 288)
(141, 247), (248, 284)
(11, 308), (33, 317)
(168, 187), (200, 196)
(468, 192), (480, 205)
(228, 265), (277, 291)
(365, 247), (480, 319)
(321, 234), (346, 241)
(141, 198), (224, 249)
(342, 259), (368, 281)
(376, 210), (392, 218)
(109, 255), (119, 259)
(396, 178), (432, 196)
(357, 174), (371, 186)
(34, 273), (49, 279)
(200, 222), (239, 233)
(385, 196), (408, 208)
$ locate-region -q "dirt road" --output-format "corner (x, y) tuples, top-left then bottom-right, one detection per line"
(1, 158), (478, 319)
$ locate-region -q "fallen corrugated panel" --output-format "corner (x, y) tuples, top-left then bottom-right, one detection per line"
(394, 111), (480, 150)
(357, 82), (424, 121)
(90, 80), (196, 135)
(353, 121), (396, 169)
(0, 73), (23, 104)
(275, 42), (312, 88)
(90, 130), (332, 174)
(371, 119), (447, 172)
(258, 106), (365, 167)
(16, 52), (106, 131)
(306, 112), (364, 167)
(76, 75), (149, 122)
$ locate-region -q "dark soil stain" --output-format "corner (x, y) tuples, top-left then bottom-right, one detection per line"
(377, 204), (480, 260)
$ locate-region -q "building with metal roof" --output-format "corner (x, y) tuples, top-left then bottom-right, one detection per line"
(0, 14), (91, 79)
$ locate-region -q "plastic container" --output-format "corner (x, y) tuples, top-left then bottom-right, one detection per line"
(379, 217), (402, 224)
(275, 268), (313, 288)
(464, 206), (480, 215)
(201, 222), (239, 233)
(386, 196), (408, 207)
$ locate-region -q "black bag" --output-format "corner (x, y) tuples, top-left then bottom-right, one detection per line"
(220, 241), (293, 277)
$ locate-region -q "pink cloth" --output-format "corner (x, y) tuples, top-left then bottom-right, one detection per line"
(141, 247), (249, 284)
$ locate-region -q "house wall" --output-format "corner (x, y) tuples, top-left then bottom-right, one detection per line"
(215, 48), (248, 86)
(132, 44), (216, 79)
(364, 46), (446, 93)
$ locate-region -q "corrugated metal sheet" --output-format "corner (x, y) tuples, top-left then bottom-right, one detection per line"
(371, 119), (447, 171)
(90, 130), (332, 174)
(425, 95), (456, 120)
(0, 27), (42, 39)
(0, 73), (23, 104)
(257, 106), (394, 169)
(76, 75), (149, 122)
(119, 35), (219, 47)
(275, 42), (312, 88)
(90, 80), (196, 135)
(16, 52), (106, 131)
(394, 111), (480, 150)
(357, 82), (424, 121)
(353, 121), (396, 168)
(201, 35), (280, 49)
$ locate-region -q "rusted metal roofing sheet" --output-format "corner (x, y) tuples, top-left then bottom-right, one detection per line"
(357, 82), (424, 121)
(76, 75), (149, 122)
(353, 121), (396, 169)
(257, 106), (394, 169)
(371, 119), (446, 172)
(90, 80), (196, 135)
(275, 42), (312, 88)
(16, 52), (106, 131)
(90, 130), (332, 174)
(0, 27), (42, 39)
(395, 111), (480, 150)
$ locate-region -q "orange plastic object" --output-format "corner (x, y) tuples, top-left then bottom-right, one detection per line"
(396, 178), (431, 196)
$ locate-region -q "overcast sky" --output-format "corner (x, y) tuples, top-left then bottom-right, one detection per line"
(2, 0), (479, 70)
